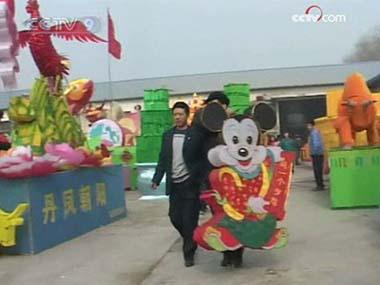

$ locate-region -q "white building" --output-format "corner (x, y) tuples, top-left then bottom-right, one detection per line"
(1, 61), (379, 136)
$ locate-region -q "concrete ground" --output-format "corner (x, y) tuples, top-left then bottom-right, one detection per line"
(1, 164), (380, 285)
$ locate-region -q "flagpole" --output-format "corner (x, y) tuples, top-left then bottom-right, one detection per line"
(106, 7), (122, 105)
(107, 47), (113, 100)
(107, 8), (114, 105)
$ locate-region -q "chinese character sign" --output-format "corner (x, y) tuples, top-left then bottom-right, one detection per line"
(0, 165), (126, 255)
(96, 183), (107, 206)
(63, 189), (77, 218)
(41, 183), (108, 224)
(42, 193), (58, 224)
(79, 185), (92, 212)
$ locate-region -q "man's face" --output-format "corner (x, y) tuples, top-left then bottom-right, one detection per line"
(284, 132), (289, 138)
(173, 108), (188, 128)
(307, 124), (313, 131)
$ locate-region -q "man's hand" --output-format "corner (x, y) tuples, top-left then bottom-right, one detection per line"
(151, 183), (159, 190)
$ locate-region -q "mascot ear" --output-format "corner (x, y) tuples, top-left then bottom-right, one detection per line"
(208, 145), (236, 167)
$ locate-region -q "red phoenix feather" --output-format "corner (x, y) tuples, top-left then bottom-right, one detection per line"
(18, 0), (107, 87)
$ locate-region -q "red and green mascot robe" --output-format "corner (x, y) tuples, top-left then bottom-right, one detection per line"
(193, 116), (294, 251)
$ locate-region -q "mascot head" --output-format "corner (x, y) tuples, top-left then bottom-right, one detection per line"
(209, 115), (267, 174)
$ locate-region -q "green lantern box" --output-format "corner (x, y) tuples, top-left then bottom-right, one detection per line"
(141, 110), (172, 136)
(143, 89), (170, 111)
(329, 146), (380, 208)
(224, 83), (251, 114)
(136, 136), (162, 163)
(137, 88), (172, 164)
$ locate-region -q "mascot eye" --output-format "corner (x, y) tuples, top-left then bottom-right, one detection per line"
(247, 136), (253, 144)
(232, 136), (239, 144)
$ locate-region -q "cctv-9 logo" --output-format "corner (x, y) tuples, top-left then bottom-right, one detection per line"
(23, 16), (101, 33)
(79, 16), (101, 33)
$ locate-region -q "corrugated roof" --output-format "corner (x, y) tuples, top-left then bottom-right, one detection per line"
(1, 61), (379, 109)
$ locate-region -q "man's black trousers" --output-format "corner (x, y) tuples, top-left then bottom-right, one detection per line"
(169, 179), (200, 260)
(311, 154), (324, 188)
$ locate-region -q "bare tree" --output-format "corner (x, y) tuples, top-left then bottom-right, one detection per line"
(344, 26), (380, 63)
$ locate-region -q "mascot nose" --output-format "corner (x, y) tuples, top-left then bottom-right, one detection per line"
(238, 148), (249, 157)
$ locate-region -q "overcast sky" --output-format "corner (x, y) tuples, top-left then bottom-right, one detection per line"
(3, 0), (380, 91)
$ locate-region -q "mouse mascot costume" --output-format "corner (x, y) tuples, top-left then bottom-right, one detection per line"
(193, 115), (294, 267)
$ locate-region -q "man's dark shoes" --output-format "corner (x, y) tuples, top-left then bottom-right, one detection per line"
(185, 257), (194, 267)
(313, 185), (325, 191)
(231, 248), (244, 268)
(220, 251), (232, 267)
(183, 238), (197, 267)
(221, 249), (243, 268)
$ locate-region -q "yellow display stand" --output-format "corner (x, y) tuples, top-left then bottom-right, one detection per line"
(326, 90), (343, 118)
(301, 145), (311, 161)
(314, 117), (370, 150)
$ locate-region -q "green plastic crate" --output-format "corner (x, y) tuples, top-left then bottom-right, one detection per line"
(224, 83), (251, 111)
(224, 83), (250, 94)
(144, 89), (170, 111)
(231, 105), (251, 115)
(136, 136), (163, 163)
(329, 146), (380, 208)
(141, 110), (172, 136)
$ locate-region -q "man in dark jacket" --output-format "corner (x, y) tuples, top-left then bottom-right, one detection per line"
(192, 92), (230, 191)
(151, 102), (203, 267)
(192, 92), (245, 267)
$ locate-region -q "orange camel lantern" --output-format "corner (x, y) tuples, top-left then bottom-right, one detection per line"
(334, 73), (379, 148)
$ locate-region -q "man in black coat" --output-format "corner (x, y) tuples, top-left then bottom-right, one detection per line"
(151, 102), (203, 267)
(191, 92), (230, 217)
(194, 92), (230, 186)
(193, 92), (246, 267)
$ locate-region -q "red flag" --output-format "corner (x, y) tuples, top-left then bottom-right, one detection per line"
(108, 10), (122, 59)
